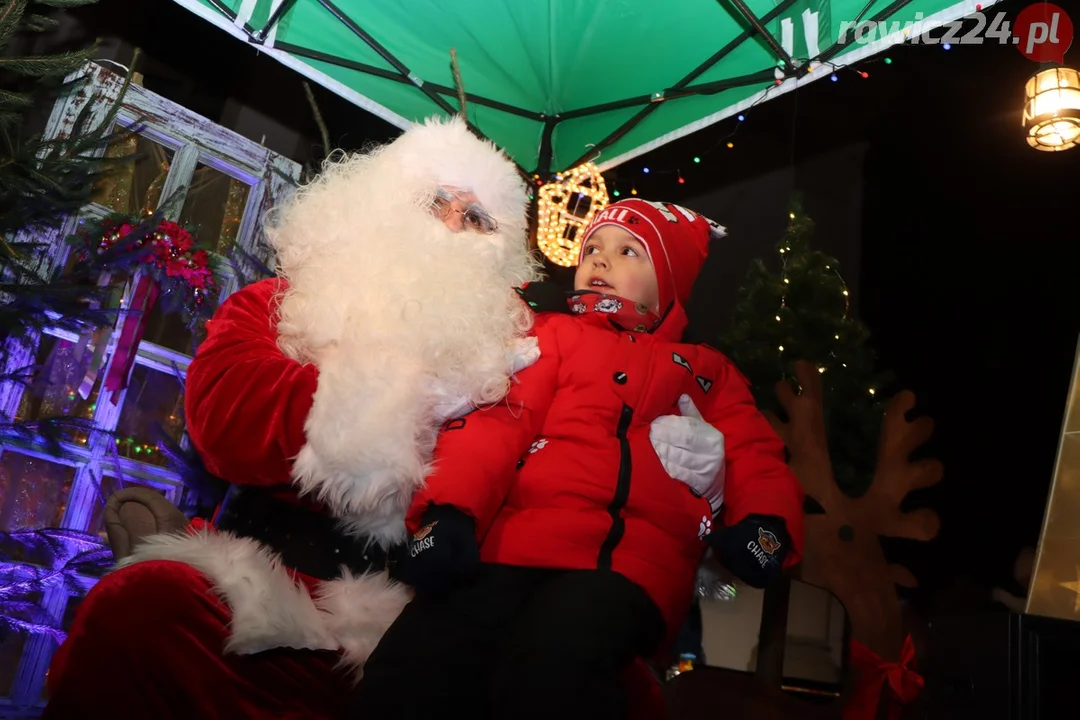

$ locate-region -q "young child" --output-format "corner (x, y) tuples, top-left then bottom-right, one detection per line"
(350, 199), (805, 719)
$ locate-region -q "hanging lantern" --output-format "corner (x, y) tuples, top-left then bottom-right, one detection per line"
(1022, 66), (1080, 152)
(535, 162), (609, 267)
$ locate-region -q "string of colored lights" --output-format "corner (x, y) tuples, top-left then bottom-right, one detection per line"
(597, 33), (965, 198)
(604, 55), (894, 198)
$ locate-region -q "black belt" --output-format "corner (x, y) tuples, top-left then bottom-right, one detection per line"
(214, 486), (405, 582)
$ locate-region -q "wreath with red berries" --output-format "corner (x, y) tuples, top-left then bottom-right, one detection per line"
(67, 213), (218, 323)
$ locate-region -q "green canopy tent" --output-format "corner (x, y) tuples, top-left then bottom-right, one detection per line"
(173, 0), (999, 174)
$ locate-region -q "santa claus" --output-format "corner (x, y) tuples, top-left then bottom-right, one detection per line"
(43, 116), (544, 719)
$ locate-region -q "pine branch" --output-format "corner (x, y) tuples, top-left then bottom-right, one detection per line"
(0, 0), (28, 50)
(26, 0), (99, 8)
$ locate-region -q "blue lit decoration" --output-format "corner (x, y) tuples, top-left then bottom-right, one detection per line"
(0, 528), (113, 643)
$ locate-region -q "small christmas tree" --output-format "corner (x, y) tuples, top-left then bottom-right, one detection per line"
(719, 195), (893, 497)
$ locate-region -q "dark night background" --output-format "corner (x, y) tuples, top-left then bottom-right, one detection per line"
(59, 0), (1080, 604)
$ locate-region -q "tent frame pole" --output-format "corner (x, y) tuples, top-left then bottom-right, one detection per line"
(310, 0), (529, 177)
(252, 0), (302, 43)
(274, 43), (544, 120)
(724, 0), (796, 73)
(564, 0), (804, 169)
(817, 0), (919, 63)
(535, 118), (557, 179)
(314, 0), (460, 117)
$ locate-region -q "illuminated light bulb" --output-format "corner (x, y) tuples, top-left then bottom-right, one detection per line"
(693, 156), (701, 163)
(726, 142), (734, 148)
(778, 345), (784, 351)
(737, 114), (745, 122)
(613, 190), (620, 197)
(775, 315), (781, 321)
(860, 71), (869, 78)
(535, 162), (609, 267)
(1023, 67), (1080, 152)
(834, 334), (840, 339)
(783, 278), (790, 284)
(842, 290), (849, 296)
(678, 174), (685, 184)
(643, 167), (650, 174)
(631, 187), (638, 195)
(818, 367), (826, 373)
(789, 212), (795, 219)
(868, 388), (876, 395)
(884, 58), (892, 64)
(830, 73), (838, 82)
(943, 43), (951, 50)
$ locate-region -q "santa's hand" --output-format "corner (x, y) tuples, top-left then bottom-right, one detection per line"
(508, 336), (541, 375)
(402, 504), (480, 597)
(649, 394), (725, 513)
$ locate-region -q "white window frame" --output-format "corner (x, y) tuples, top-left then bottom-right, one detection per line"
(0, 62), (299, 708)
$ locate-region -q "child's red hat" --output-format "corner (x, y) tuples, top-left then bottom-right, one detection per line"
(579, 199), (726, 311)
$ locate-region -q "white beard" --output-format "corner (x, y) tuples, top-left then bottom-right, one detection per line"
(264, 142), (540, 546)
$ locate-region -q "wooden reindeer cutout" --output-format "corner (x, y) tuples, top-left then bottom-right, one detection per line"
(768, 361), (942, 662)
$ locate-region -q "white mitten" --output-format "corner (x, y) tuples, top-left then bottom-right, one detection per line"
(509, 336), (541, 375)
(649, 394), (725, 513)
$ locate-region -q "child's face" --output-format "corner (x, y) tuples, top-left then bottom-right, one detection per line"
(574, 225), (659, 311)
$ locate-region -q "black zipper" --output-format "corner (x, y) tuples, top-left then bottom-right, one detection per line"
(597, 403), (634, 570)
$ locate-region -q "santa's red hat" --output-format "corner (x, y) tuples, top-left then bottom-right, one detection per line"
(579, 199), (726, 311)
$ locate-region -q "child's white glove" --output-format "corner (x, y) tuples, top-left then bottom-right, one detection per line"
(649, 394), (725, 513)
(432, 337), (542, 422)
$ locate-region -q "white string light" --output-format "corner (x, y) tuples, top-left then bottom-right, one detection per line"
(776, 209), (873, 394)
(536, 162), (609, 267)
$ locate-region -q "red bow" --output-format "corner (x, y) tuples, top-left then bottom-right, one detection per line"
(843, 634), (924, 720)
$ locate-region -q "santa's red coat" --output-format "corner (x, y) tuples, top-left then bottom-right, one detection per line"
(44, 279), (670, 718)
(45, 279), (410, 718)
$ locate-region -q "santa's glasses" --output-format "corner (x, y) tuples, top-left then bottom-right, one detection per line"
(430, 188), (498, 235)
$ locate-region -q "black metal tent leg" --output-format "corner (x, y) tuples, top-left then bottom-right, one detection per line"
(252, 0), (302, 43)
(314, 0), (458, 116)
(535, 118), (557, 178)
(275, 44), (544, 120)
(204, 0), (238, 21)
(724, 0), (797, 72)
(309, 0), (528, 175)
(562, 0), (805, 168)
